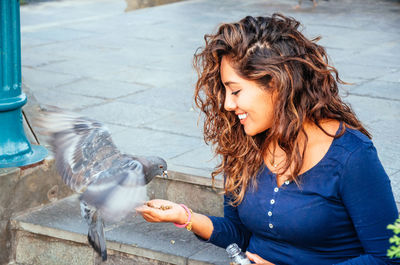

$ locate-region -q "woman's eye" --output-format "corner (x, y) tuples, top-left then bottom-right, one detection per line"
(231, 90), (241, 95)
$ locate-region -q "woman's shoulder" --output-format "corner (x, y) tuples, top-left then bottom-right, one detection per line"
(314, 120), (372, 154)
(322, 124), (381, 181)
(326, 124), (378, 170)
(337, 125), (373, 153)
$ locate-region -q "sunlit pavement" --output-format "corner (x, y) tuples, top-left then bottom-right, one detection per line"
(20, 0), (400, 200)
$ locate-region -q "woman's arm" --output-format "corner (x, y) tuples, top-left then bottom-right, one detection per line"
(136, 199), (214, 240)
(336, 143), (400, 264)
(136, 195), (252, 249)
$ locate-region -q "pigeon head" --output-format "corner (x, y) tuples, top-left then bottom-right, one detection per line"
(138, 156), (168, 184)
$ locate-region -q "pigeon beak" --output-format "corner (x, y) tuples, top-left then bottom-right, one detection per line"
(162, 170), (168, 178)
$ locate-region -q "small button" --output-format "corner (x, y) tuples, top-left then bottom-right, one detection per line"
(268, 211), (272, 216)
(274, 187), (279, 192)
(270, 199), (275, 204)
(269, 223), (274, 229)
(284, 180), (290, 185)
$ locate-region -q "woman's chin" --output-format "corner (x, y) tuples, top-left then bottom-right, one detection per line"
(244, 126), (271, 137)
(244, 128), (256, 136)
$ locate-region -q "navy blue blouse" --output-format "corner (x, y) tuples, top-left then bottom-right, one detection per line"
(207, 127), (400, 264)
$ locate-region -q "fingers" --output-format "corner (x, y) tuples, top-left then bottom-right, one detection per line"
(146, 199), (175, 210)
(140, 211), (162, 222)
(135, 204), (157, 214)
(143, 199), (174, 209)
(246, 252), (275, 265)
(135, 199), (180, 223)
(136, 203), (165, 215)
(136, 206), (165, 222)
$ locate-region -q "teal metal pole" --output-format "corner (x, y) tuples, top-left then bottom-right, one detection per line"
(0, 0), (47, 168)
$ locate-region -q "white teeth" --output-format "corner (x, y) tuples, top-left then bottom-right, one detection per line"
(238, 113), (248, 120)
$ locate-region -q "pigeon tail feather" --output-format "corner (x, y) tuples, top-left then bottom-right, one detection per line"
(81, 202), (107, 261)
(88, 211), (107, 261)
(88, 228), (107, 261)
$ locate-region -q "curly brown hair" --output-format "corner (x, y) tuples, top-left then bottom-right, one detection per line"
(193, 13), (370, 205)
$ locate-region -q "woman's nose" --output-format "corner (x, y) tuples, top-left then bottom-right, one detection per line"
(224, 94), (236, 111)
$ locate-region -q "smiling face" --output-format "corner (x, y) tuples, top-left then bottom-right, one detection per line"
(221, 56), (276, 136)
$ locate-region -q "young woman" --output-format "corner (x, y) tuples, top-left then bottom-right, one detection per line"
(137, 14), (399, 264)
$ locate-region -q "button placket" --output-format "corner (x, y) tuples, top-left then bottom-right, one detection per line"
(267, 185), (279, 230)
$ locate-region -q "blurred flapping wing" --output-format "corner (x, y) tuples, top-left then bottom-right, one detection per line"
(37, 109), (120, 192)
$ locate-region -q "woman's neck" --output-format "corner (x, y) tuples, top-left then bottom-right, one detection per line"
(264, 119), (340, 178)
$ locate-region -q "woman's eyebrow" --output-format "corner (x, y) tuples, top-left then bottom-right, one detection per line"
(223, 81), (239, 87)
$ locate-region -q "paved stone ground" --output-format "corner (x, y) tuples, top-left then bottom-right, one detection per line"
(20, 0), (400, 199)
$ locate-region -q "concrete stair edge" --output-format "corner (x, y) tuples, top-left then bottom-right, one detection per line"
(10, 217), (190, 265)
(10, 195), (229, 265)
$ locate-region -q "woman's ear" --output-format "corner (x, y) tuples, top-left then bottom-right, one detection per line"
(267, 76), (277, 90)
(268, 78), (279, 102)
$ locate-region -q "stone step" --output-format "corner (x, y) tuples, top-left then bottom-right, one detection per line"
(10, 194), (230, 265)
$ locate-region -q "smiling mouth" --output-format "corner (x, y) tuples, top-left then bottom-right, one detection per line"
(238, 113), (248, 120)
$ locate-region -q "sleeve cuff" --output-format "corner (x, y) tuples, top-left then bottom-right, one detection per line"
(193, 215), (222, 244)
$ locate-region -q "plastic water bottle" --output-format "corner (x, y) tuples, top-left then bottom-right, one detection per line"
(226, 243), (252, 264)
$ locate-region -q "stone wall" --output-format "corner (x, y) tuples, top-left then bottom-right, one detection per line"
(0, 159), (73, 265)
(147, 172), (224, 217)
(12, 230), (175, 265)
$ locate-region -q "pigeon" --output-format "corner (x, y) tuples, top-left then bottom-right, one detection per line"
(36, 107), (168, 261)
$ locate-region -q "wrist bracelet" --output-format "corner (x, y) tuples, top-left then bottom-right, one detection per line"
(174, 204), (193, 231)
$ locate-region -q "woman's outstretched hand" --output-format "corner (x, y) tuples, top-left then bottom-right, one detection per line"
(246, 251), (275, 265)
(137, 199), (214, 240)
(136, 199), (187, 225)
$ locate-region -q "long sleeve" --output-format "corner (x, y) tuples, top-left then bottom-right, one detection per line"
(336, 142), (400, 264)
(206, 194), (252, 250)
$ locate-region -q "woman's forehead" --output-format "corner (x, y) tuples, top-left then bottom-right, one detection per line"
(220, 57), (240, 82)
